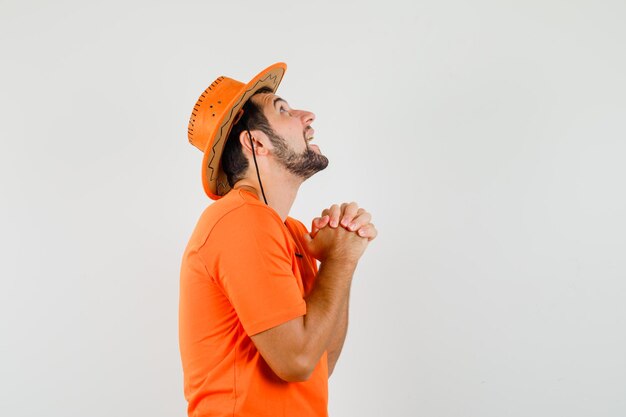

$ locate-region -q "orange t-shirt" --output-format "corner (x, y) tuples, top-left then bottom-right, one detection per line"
(179, 189), (328, 417)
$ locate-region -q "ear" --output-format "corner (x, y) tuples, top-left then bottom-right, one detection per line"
(239, 129), (270, 156)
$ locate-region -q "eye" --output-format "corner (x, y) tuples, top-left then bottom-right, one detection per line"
(280, 105), (289, 114)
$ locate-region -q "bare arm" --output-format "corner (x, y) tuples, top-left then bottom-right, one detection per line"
(307, 202), (377, 378)
(250, 203), (377, 383)
(326, 292), (349, 377)
(250, 226), (366, 382)
(314, 202), (376, 377)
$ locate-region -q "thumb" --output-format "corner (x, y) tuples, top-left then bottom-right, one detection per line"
(302, 232), (323, 261)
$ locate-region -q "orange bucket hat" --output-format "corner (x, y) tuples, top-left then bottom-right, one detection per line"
(188, 62), (287, 200)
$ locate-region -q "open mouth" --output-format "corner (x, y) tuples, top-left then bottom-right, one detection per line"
(304, 127), (315, 142)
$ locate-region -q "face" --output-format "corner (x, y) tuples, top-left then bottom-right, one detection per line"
(253, 93), (329, 180)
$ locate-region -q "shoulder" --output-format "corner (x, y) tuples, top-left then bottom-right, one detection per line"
(198, 193), (295, 269)
(202, 190), (286, 244)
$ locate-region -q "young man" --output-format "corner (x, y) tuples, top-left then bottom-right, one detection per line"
(180, 62), (377, 417)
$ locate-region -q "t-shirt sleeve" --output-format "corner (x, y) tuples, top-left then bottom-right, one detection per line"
(199, 205), (306, 336)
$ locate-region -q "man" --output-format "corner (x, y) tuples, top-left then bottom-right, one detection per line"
(179, 62), (377, 417)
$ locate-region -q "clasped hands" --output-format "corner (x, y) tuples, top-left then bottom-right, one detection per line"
(311, 202), (377, 241)
(304, 202), (377, 262)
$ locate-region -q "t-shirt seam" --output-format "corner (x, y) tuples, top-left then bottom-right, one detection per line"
(232, 336), (238, 417)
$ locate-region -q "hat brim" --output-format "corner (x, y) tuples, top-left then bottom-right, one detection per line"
(201, 62), (287, 200)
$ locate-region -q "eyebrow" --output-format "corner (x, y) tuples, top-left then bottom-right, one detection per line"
(273, 96), (289, 109)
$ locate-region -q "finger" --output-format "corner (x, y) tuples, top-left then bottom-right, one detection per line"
(311, 215), (330, 235)
(338, 203), (349, 227)
(318, 215), (330, 229)
(348, 211), (372, 232)
(340, 202), (360, 228)
(311, 217), (321, 236)
(311, 216), (323, 231)
(328, 204), (341, 227)
(345, 207), (365, 229)
(357, 223), (378, 241)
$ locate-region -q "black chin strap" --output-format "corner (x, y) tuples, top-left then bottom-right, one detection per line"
(246, 128), (268, 205)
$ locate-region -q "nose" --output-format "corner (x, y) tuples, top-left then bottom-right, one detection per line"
(298, 109), (315, 126)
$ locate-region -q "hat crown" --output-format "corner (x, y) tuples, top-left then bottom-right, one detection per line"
(188, 76), (246, 151)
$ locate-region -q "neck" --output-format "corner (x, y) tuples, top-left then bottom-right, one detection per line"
(233, 170), (301, 222)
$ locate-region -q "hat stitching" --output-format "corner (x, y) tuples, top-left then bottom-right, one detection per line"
(188, 77), (225, 146)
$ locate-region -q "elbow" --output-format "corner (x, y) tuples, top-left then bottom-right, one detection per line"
(274, 354), (315, 383)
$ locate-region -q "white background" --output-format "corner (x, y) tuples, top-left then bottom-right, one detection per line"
(1, 0), (625, 416)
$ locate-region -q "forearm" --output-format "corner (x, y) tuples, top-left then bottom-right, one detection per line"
(327, 293), (349, 377)
(297, 259), (356, 376)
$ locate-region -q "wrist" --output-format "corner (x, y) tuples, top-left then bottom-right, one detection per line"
(321, 256), (358, 271)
